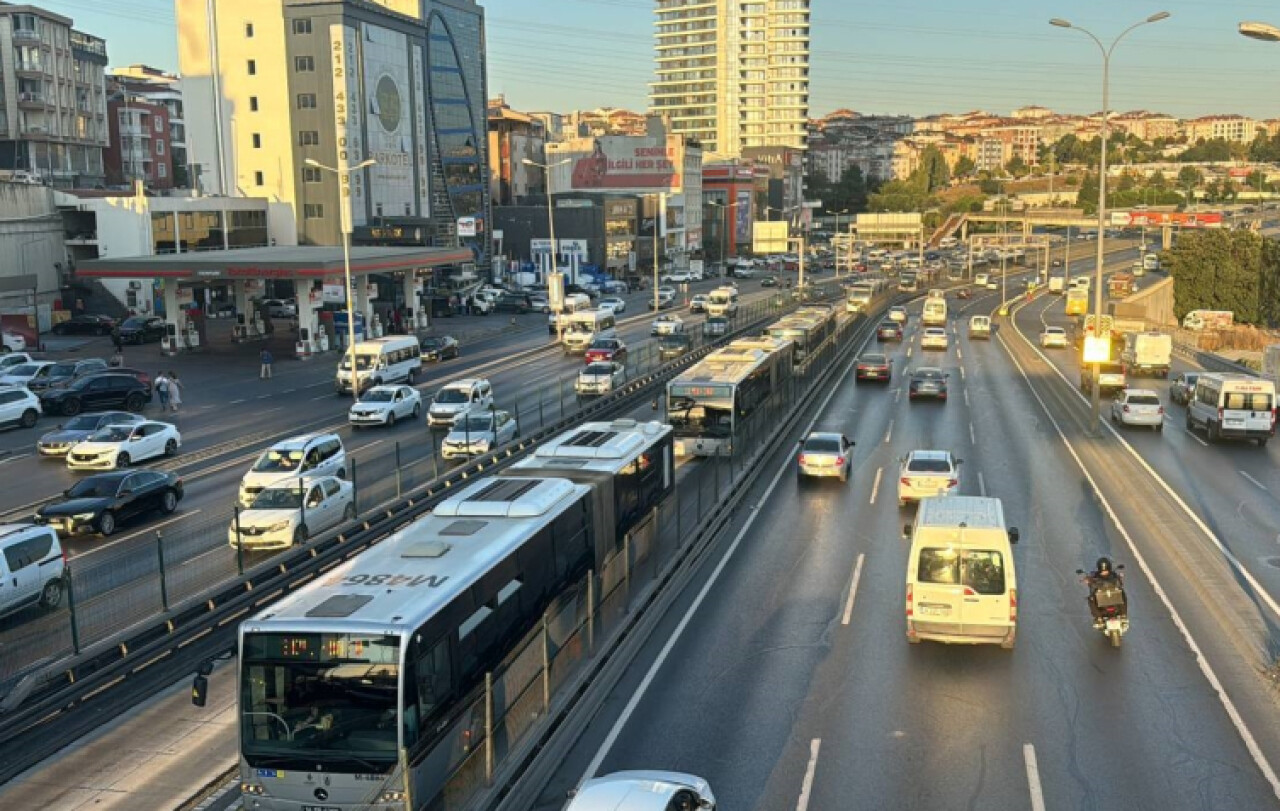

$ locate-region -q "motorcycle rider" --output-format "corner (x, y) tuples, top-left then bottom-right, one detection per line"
(1084, 556), (1127, 626)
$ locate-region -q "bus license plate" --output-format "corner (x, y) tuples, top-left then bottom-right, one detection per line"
(303, 806), (341, 811)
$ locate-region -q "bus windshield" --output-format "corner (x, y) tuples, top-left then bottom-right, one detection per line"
(668, 386), (734, 438)
(240, 632), (401, 770)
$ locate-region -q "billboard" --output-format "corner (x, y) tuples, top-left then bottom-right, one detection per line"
(1114, 211), (1224, 228)
(734, 190), (752, 243)
(555, 135), (684, 193)
(361, 23), (416, 217)
(329, 24), (366, 229)
(753, 221), (789, 254)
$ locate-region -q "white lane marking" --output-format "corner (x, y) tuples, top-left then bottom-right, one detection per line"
(956, 347), (963, 361)
(969, 422), (976, 445)
(282, 389), (297, 394)
(893, 386), (901, 403)
(963, 388), (970, 407)
(796, 738), (822, 811)
(1024, 744), (1047, 811)
(906, 346), (913, 358)
(977, 471), (987, 497)
(230, 398), (246, 405)
(179, 545), (226, 567)
(72, 509), (205, 560)
(1239, 470), (1268, 492)
(580, 338), (863, 784)
(310, 394), (333, 401)
(869, 467), (882, 505)
(0, 452), (31, 466)
(998, 316), (1280, 801)
(353, 439), (385, 454)
(256, 394), (271, 400)
(841, 554), (865, 626)
(960, 365), (967, 380)
(1182, 428), (1208, 447)
(884, 419), (894, 444)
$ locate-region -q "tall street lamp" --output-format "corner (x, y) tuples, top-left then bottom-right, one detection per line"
(522, 157), (572, 342)
(1050, 10), (1171, 435)
(304, 156), (376, 401)
(831, 208), (849, 275)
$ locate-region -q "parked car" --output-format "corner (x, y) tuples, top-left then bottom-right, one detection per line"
(103, 367), (153, 396)
(584, 337), (627, 364)
(117, 315), (167, 344)
(2, 330), (26, 353)
(420, 335), (460, 362)
(440, 409), (518, 460)
(51, 314), (116, 336)
(855, 352), (892, 382)
(37, 411), (144, 457)
(0, 386), (41, 429)
(27, 358), (109, 392)
(261, 298), (297, 318)
(38, 373), (150, 416)
(0, 360), (54, 388)
(796, 431), (854, 483)
(229, 475), (354, 550)
(530, 293), (551, 313)
(908, 367), (949, 401)
(36, 470), (184, 537)
(348, 384), (422, 428)
(0, 524), (66, 618)
(493, 293), (531, 314)
(65, 420), (180, 470)
(0, 351), (31, 371)
(1169, 372), (1199, 406)
(897, 449), (962, 507)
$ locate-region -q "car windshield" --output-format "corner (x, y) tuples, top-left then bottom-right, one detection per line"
(435, 388), (470, 404)
(907, 458), (952, 473)
(421, 338), (443, 350)
(254, 449), (304, 472)
(7, 363), (41, 376)
(66, 478), (122, 498)
(64, 415), (105, 430)
(917, 548), (1006, 595)
(252, 488), (304, 509)
(584, 363), (615, 375)
(567, 322), (596, 334)
(89, 425), (134, 442)
(49, 362), (78, 377)
(240, 633), (400, 770)
(361, 390), (395, 403)
(803, 437), (842, 453)
(1128, 394), (1161, 406)
(339, 353), (377, 371)
(1183, 375), (1199, 385)
(455, 415), (494, 433)
(660, 337), (688, 348)
(880, 322), (897, 330)
(1046, 328), (1064, 335)
(589, 340), (616, 350)
(122, 317), (147, 328)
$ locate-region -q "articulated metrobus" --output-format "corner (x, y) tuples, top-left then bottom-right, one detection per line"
(765, 305), (838, 364)
(234, 421), (676, 811)
(668, 337), (793, 456)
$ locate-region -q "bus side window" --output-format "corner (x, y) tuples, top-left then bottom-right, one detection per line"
(414, 637), (453, 719)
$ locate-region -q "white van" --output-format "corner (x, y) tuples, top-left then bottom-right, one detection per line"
(704, 287), (739, 318)
(562, 310), (618, 354)
(335, 336), (421, 394)
(1186, 373), (1276, 446)
(922, 297), (947, 327)
(904, 496), (1020, 649)
(968, 315), (991, 339)
(548, 293), (593, 334)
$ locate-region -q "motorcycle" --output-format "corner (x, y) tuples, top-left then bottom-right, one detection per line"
(1076, 565), (1128, 647)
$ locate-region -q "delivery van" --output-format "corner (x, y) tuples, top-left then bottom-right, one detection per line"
(904, 496), (1019, 649)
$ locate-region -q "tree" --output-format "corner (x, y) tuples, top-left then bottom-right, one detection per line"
(953, 155), (976, 178)
(1076, 172), (1100, 214)
(1005, 155), (1028, 177)
(1148, 169), (1168, 190)
(1165, 229), (1274, 325)
(918, 146), (950, 193)
(1116, 173), (1136, 193)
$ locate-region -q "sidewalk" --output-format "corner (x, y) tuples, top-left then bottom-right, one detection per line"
(0, 661), (237, 811)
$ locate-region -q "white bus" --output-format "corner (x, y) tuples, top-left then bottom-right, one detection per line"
(922, 296), (947, 326)
(765, 306), (837, 363)
(335, 336), (421, 394)
(561, 309), (617, 354)
(235, 476), (599, 810)
(667, 337), (793, 456)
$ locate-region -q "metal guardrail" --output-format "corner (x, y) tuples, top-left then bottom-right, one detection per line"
(0, 284), (847, 782)
(1172, 341), (1259, 377)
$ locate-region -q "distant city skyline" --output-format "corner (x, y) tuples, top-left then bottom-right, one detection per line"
(33, 0), (1280, 121)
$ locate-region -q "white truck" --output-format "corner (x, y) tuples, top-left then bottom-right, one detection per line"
(1120, 331), (1173, 378)
(1048, 275), (1065, 294)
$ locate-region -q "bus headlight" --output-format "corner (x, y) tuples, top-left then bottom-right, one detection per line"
(241, 782), (265, 795)
(377, 789), (406, 802)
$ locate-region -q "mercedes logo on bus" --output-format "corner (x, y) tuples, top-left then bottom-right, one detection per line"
(314, 787), (329, 801)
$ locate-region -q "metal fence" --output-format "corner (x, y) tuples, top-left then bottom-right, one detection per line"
(0, 291), (824, 699)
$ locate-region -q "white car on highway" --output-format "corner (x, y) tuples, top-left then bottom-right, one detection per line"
(920, 327), (949, 351)
(440, 409), (518, 461)
(651, 314), (685, 336)
(887, 306), (908, 324)
(65, 421), (181, 470)
(1110, 388), (1164, 431)
(566, 771), (716, 811)
(576, 361), (627, 396)
(348, 384), (422, 428)
(598, 296), (627, 314)
(228, 475), (354, 550)
(1040, 326), (1069, 348)
(897, 449), (961, 508)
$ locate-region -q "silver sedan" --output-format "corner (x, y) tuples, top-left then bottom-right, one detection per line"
(797, 431), (855, 484)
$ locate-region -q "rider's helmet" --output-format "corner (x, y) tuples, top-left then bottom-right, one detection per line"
(1095, 556), (1114, 577)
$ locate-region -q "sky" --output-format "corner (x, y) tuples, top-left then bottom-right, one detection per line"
(43, 0), (1280, 120)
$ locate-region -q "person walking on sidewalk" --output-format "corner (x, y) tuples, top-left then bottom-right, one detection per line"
(155, 371), (170, 411)
(110, 326), (123, 354)
(167, 371), (182, 413)
(260, 347), (274, 379)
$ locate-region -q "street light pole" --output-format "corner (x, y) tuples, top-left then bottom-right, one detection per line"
(1051, 11), (1171, 435)
(522, 157), (571, 343)
(304, 157), (376, 402)
(832, 208), (849, 277)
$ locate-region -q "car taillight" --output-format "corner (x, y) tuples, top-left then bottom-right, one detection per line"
(798, 453), (807, 465)
(1158, 406), (1164, 415)
(900, 477), (912, 486)
(1010, 588), (1018, 621)
(1123, 405), (1130, 413)
(836, 456), (845, 466)
(906, 583), (914, 616)
(947, 478), (958, 487)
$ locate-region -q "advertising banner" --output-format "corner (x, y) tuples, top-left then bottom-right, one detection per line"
(329, 24), (366, 229)
(457, 217), (477, 237)
(1116, 210), (1224, 228)
(322, 283), (346, 304)
(735, 190), (752, 243)
(411, 44), (429, 216)
(561, 135), (684, 193)
(753, 221), (790, 254)
(361, 23), (415, 218)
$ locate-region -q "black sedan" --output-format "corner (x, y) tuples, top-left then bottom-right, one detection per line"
(37, 411), (145, 457)
(421, 335), (460, 362)
(855, 352), (892, 382)
(52, 314), (116, 336)
(877, 320), (904, 342)
(117, 316), (167, 344)
(908, 367), (949, 401)
(658, 333), (692, 362)
(36, 469), (184, 537)
(38, 373), (150, 416)
(760, 275), (780, 288)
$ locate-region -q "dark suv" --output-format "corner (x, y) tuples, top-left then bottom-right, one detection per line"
(38, 373), (151, 416)
(26, 358), (108, 392)
(117, 316), (167, 344)
(493, 293), (531, 314)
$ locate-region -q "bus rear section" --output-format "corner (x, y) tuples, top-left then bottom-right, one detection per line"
(922, 297), (947, 326)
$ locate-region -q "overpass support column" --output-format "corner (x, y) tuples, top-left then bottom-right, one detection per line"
(1162, 224), (1173, 250)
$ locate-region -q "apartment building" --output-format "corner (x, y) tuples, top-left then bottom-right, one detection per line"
(650, 0), (810, 159)
(1182, 115), (1259, 144)
(0, 5), (108, 187)
(110, 65), (188, 186)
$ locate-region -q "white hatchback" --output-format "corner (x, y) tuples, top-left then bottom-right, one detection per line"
(348, 384), (421, 428)
(921, 327), (949, 351)
(898, 449), (961, 507)
(1111, 388), (1164, 431)
(66, 421), (180, 470)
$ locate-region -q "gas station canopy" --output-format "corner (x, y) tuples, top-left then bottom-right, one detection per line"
(75, 245), (472, 281)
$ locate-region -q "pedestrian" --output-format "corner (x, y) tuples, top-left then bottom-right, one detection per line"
(167, 371), (182, 413)
(260, 347), (274, 379)
(109, 347), (124, 367)
(155, 371), (170, 411)
(110, 326), (123, 353)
